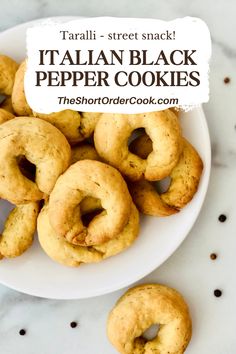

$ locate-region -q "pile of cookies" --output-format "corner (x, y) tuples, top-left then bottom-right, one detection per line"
(0, 54), (203, 266)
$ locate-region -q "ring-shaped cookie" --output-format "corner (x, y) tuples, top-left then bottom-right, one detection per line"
(129, 135), (203, 214)
(33, 111), (101, 145)
(0, 54), (19, 96)
(107, 284), (192, 354)
(0, 97), (15, 114)
(80, 112), (101, 138)
(71, 144), (100, 164)
(12, 60), (33, 116)
(0, 117), (71, 204)
(94, 109), (182, 181)
(71, 144), (102, 212)
(0, 108), (14, 125)
(38, 202), (139, 266)
(48, 160), (132, 246)
(33, 110), (83, 145)
(0, 202), (39, 258)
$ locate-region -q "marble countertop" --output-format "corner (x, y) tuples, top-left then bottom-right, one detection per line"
(0, 0), (235, 353)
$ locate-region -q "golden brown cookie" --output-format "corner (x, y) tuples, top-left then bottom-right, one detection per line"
(0, 54), (19, 96)
(161, 139), (203, 209)
(49, 160), (132, 246)
(80, 112), (101, 137)
(93, 203), (139, 259)
(169, 107), (180, 117)
(129, 180), (178, 216)
(38, 204), (102, 266)
(0, 202), (39, 258)
(71, 144), (100, 164)
(107, 284), (192, 354)
(71, 144), (102, 212)
(0, 97), (15, 114)
(130, 136), (203, 214)
(38, 202), (139, 266)
(33, 110), (82, 145)
(0, 117), (71, 204)
(33, 111), (101, 145)
(0, 108), (14, 125)
(94, 110), (182, 181)
(12, 60), (33, 116)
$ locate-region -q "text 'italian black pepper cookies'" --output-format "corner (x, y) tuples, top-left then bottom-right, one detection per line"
(107, 284), (192, 354)
(48, 160), (132, 246)
(0, 117), (71, 204)
(94, 109), (182, 181)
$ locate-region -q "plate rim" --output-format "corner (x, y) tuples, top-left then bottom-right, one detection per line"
(0, 17), (211, 299)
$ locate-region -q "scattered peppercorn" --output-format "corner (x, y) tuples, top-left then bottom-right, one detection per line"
(224, 77), (230, 84)
(218, 214), (227, 222)
(19, 329), (26, 336)
(214, 289), (222, 297)
(70, 321), (78, 328)
(210, 253), (217, 260)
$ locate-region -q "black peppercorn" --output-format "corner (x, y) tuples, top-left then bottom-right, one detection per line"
(218, 214), (227, 222)
(210, 253), (217, 260)
(70, 321), (78, 328)
(214, 289), (222, 297)
(224, 77), (230, 84)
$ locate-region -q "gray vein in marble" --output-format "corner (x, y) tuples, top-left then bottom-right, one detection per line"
(0, 292), (47, 320)
(212, 37), (236, 60)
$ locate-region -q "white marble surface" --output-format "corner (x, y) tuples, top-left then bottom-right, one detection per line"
(0, 1), (236, 353)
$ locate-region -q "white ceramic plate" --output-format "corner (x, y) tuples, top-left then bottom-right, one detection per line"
(0, 18), (211, 299)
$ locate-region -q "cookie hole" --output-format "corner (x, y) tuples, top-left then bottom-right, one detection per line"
(80, 197), (104, 227)
(128, 128), (145, 145)
(0, 95), (6, 105)
(154, 176), (171, 194)
(129, 133), (153, 160)
(81, 208), (104, 227)
(142, 324), (160, 341)
(17, 156), (36, 182)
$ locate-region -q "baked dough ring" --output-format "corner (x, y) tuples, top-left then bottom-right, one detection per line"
(129, 180), (178, 216)
(33, 111), (100, 145)
(71, 144), (100, 164)
(107, 284), (192, 354)
(80, 112), (101, 137)
(0, 54), (19, 96)
(38, 204), (102, 266)
(33, 110), (82, 145)
(49, 160), (132, 246)
(38, 202), (139, 266)
(94, 110), (182, 181)
(0, 117), (71, 204)
(0, 97), (15, 114)
(129, 135), (203, 215)
(12, 60), (33, 116)
(0, 108), (14, 125)
(0, 202), (39, 258)
(71, 144), (102, 212)
(169, 107), (180, 117)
